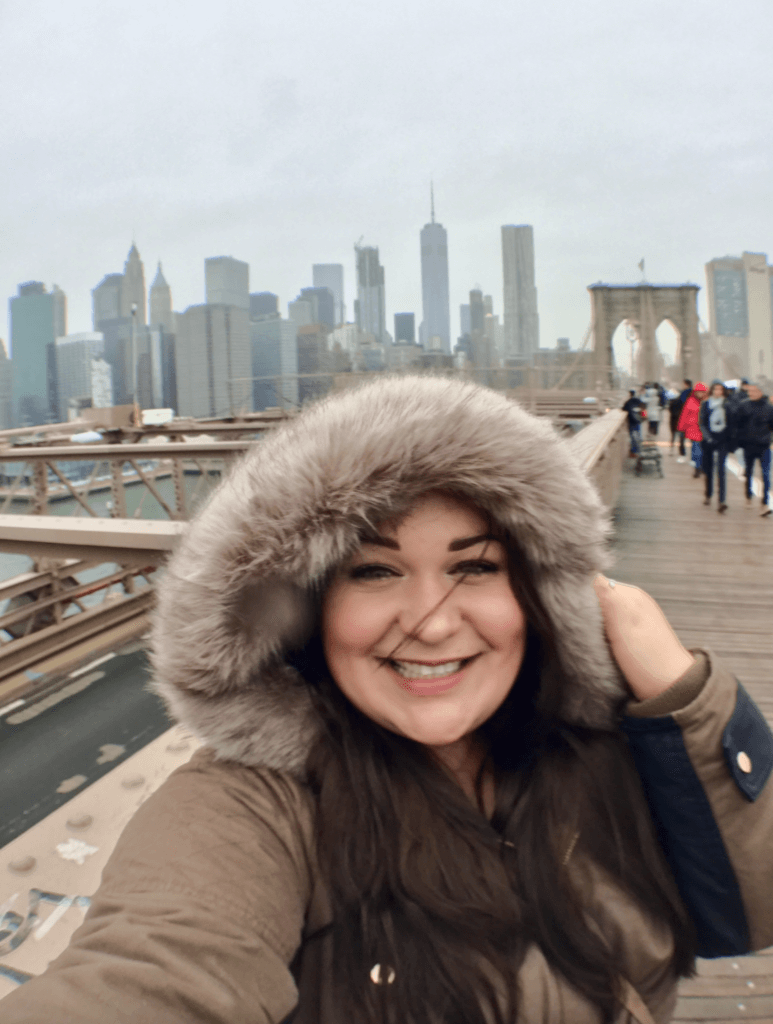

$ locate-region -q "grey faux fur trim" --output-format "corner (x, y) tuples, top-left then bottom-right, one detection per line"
(151, 375), (625, 776)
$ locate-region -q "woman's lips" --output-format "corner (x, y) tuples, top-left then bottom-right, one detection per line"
(388, 660), (473, 696)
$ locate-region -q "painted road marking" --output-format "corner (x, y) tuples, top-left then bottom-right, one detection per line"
(0, 699), (25, 718)
(6, 672), (105, 725)
(69, 652), (115, 679)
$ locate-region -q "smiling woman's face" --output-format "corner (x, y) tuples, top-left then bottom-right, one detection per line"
(321, 492), (527, 749)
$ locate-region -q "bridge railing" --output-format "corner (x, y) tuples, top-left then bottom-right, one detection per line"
(0, 441), (256, 520)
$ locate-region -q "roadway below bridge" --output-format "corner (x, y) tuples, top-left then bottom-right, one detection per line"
(0, 642), (170, 847)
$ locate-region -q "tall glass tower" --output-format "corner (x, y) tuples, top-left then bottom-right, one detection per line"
(420, 186), (450, 353)
(9, 281), (66, 426)
(355, 245), (386, 344)
(501, 225), (539, 362)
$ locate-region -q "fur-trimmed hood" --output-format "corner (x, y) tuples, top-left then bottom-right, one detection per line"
(152, 375), (625, 776)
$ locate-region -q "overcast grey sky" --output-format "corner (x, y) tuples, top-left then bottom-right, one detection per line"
(3, 0), (772, 365)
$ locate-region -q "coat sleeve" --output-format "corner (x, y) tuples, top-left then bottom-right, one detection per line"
(621, 651), (773, 958)
(0, 750), (313, 1024)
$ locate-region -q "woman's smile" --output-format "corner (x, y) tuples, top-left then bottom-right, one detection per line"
(386, 653), (480, 694)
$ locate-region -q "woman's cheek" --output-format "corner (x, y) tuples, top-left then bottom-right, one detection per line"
(327, 590), (391, 651)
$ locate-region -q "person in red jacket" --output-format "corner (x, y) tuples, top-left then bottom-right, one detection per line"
(677, 381), (708, 478)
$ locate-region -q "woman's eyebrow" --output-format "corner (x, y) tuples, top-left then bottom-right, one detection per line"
(360, 534), (400, 549)
(448, 534), (497, 551)
(359, 533), (497, 552)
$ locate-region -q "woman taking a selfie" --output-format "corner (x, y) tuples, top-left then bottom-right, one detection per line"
(4, 376), (773, 1024)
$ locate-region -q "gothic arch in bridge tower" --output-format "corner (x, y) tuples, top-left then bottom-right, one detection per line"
(589, 284), (701, 384)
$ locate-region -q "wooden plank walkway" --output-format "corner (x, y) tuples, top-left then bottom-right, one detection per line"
(611, 443), (773, 1023)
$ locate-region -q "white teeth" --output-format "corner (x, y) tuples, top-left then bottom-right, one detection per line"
(391, 659), (466, 679)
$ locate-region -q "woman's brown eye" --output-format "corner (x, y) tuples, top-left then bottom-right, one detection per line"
(454, 560), (500, 576)
(349, 564), (397, 581)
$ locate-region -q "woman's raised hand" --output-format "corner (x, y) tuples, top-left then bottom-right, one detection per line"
(593, 575), (695, 702)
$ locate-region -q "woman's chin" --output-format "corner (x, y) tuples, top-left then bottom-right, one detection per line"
(392, 713), (474, 749)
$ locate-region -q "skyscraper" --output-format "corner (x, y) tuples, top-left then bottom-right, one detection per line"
(459, 304), (471, 338)
(502, 225), (540, 362)
(355, 245), (386, 344)
(705, 252), (773, 381)
(0, 340), (12, 429)
(312, 264), (345, 325)
(420, 187), (450, 353)
(469, 289), (485, 333)
(299, 287), (335, 329)
(92, 245), (150, 405)
(250, 293), (280, 320)
(205, 257), (249, 309)
(175, 304), (251, 417)
(121, 244), (147, 323)
(149, 264), (174, 333)
(9, 281), (66, 426)
(92, 274), (123, 328)
(146, 264), (176, 410)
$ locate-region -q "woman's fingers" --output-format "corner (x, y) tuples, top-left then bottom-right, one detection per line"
(593, 575), (695, 701)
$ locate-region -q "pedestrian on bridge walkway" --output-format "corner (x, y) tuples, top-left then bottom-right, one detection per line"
(672, 379), (692, 459)
(676, 381), (708, 478)
(700, 380), (733, 513)
(5, 376), (773, 1024)
(623, 388), (645, 455)
(644, 384), (662, 437)
(735, 382), (773, 516)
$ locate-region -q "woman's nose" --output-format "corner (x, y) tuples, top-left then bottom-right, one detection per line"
(398, 577), (461, 643)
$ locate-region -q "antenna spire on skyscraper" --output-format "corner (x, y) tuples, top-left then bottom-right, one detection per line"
(431, 181), (435, 224)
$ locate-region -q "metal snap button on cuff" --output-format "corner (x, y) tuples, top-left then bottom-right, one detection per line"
(737, 751), (753, 774)
(370, 964), (396, 985)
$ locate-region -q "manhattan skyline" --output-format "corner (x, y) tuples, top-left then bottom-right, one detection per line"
(2, 0), (771, 358)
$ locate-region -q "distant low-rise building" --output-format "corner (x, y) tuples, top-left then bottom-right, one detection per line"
(394, 313), (416, 345)
(329, 323), (359, 357)
(297, 324), (332, 405)
(251, 317), (298, 411)
(55, 332), (112, 418)
(288, 299), (314, 328)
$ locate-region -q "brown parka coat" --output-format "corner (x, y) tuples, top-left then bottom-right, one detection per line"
(3, 377), (773, 1024)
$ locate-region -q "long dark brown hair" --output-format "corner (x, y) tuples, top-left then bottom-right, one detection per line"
(300, 513), (696, 1023)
